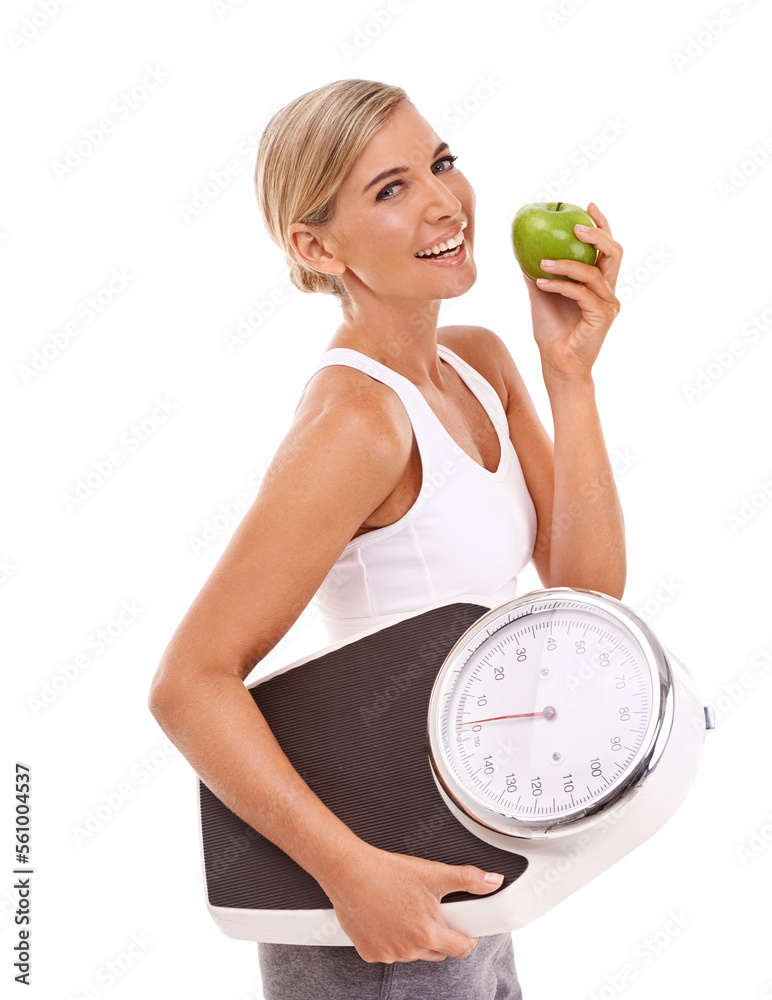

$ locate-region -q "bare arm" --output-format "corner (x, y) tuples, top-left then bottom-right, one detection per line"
(148, 373), (502, 961)
(464, 326), (625, 599)
(148, 395), (396, 894)
(541, 372), (625, 598)
(455, 204), (627, 597)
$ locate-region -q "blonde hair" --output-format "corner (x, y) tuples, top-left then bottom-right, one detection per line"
(255, 79), (409, 299)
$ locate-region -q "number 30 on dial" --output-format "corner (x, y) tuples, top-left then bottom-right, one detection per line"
(427, 589), (671, 840)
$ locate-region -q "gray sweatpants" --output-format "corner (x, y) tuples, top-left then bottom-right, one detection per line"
(257, 932), (522, 999)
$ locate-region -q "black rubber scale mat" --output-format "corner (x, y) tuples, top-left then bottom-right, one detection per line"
(199, 600), (529, 911)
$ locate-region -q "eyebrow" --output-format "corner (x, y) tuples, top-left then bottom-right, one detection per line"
(362, 141), (450, 194)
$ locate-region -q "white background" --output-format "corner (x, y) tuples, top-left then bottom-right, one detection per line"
(4, 0), (771, 997)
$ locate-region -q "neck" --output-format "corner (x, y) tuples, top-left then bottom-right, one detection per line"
(327, 289), (445, 388)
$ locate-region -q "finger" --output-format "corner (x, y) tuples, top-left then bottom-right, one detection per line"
(534, 275), (620, 319)
(577, 203), (623, 286)
(442, 931), (479, 960)
(424, 923), (478, 962)
(573, 222), (622, 286)
(437, 864), (504, 898)
(539, 258), (616, 303)
(573, 220), (617, 259)
(406, 949), (451, 963)
(586, 201), (614, 239)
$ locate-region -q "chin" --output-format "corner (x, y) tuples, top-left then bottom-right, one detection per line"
(433, 260), (477, 300)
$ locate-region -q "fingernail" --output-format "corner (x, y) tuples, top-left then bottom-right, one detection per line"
(536, 278), (550, 285)
(575, 224), (589, 233)
(541, 259), (555, 268)
(484, 872), (504, 885)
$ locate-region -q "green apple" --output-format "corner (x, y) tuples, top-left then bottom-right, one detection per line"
(511, 202), (598, 283)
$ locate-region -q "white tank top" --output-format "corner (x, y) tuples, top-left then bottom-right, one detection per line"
(304, 345), (538, 642)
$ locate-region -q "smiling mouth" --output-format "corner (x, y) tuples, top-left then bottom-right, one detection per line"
(414, 225), (467, 260)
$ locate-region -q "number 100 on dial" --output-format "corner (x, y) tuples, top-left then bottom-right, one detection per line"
(428, 591), (669, 841)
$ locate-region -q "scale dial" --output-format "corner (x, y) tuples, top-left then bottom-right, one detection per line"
(427, 589), (673, 840)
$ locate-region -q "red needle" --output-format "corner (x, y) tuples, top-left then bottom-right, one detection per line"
(460, 706), (556, 725)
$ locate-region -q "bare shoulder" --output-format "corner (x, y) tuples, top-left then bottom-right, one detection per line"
(293, 359), (413, 461)
(150, 362), (415, 686)
(437, 324), (526, 413)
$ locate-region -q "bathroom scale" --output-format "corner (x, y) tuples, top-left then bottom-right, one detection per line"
(197, 587), (713, 944)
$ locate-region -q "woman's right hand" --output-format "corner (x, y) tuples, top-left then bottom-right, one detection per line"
(323, 842), (505, 964)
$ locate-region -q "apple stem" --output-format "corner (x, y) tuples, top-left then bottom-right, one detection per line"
(556, 202), (562, 212)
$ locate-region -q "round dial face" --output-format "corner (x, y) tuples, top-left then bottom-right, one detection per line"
(428, 591), (670, 838)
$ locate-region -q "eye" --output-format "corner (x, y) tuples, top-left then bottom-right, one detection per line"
(432, 154), (458, 173)
(375, 154), (459, 202)
(375, 180), (402, 202)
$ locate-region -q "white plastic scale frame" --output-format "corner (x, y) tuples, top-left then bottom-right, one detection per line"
(200, 587), (712, 945)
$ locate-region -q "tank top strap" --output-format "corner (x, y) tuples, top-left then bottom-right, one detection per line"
(436, 343), (509, 437)
(302, 347), (454, 465)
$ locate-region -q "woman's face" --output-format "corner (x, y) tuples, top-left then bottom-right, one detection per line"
(321, 100), (477, 304)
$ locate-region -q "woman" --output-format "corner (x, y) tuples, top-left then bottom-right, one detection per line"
(148, 79), (625, 999)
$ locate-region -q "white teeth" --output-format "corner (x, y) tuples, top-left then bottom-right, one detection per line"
(417, 244), (461, 260)
(415, 227), (465, 258)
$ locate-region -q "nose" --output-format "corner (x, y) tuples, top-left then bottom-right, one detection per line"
(422, 169), (463, 223)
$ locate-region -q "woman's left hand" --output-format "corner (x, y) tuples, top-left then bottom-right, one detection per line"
(524, 202), (623, 384)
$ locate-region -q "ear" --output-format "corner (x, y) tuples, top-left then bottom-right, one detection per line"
(288, 222), (346, 277)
